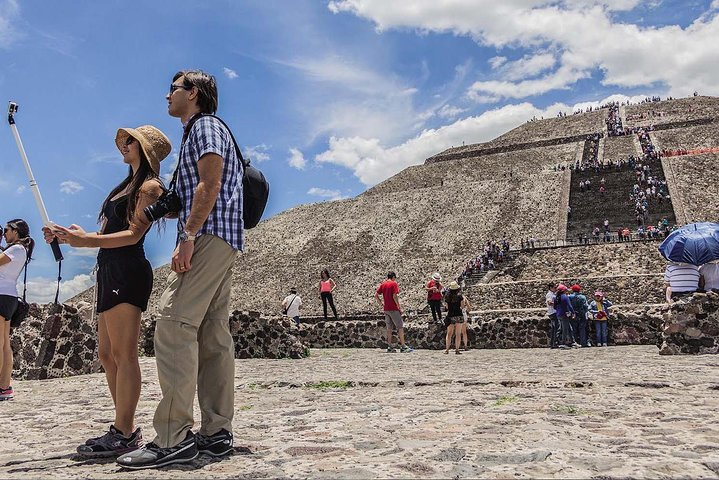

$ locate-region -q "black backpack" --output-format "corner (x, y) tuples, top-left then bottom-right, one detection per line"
(185, 114), (269, 229)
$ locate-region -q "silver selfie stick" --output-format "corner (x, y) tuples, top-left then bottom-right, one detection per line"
(7, 101), (64, 262)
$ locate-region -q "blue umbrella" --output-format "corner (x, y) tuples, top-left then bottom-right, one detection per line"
(659, 222), (719, 266)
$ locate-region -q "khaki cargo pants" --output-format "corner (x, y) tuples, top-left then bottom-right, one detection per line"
(152, 234), (238, 447)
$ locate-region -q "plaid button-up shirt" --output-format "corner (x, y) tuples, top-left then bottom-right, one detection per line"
(176, 115), (244, 251)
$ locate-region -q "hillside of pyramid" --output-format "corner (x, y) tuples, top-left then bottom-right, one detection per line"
(70, 95), (719, 317)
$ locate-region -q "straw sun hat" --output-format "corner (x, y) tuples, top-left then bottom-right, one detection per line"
(448, 281), (461, 290)
(115, 125), (172, 176)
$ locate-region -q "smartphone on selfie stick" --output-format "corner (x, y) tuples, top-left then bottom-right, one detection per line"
(7, 101), (64, 263)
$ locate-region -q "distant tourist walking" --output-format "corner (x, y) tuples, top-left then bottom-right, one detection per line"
(45, 125), (171, 456)
(545, 284), (559, 348)
(0, 219), (34, 402)
(118, 70), (243, 469)
(589, 291), (613, 347)
(375, 271), (412, 353)
(282, 287), (302, 327)
(320, 269), (338, 320)
(554, 284), (575, 348)
(569, 284), (589, 347)
(443, 282), (470, 354)
(426, 272), (443, 324)
(460, 295), (472, 350)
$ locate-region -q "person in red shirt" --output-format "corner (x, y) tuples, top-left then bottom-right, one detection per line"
(426, 272), (443, 324)
(375, 271), (412, 353)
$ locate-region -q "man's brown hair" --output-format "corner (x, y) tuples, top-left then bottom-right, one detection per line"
(174, 70), (218, 114)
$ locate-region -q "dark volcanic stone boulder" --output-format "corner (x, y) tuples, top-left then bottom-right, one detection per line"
(660, 292), (719, 355)
(11, 302), (101, 380)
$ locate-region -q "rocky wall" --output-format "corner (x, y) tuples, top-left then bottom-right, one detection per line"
(492, 241), (665, 282)
(139, 311), (309, 360)
(295, 306), (663, 349)
(468, 274), (665, 310)
(10, 302), (101, 380)
(659, 292), (719, 355)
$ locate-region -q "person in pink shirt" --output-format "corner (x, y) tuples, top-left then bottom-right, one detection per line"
(319, 269), (338, 320)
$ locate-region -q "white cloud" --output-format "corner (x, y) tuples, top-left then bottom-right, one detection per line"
(25, 273), (94, 304)
(59, 180), (84, 194)
(488, 56), (507, 69)
(276, 55), (423, 144)
(437, 104), (468, 120)
(315, 93), (647, 186)
(15, 185), (26, 194)
(161, 152), (179, 184)
(307, 187), (345, 201)
(288, 148), (306, 170)
(68, 247), (99, 258)
(245, 144), (270, 163)
(223, 67), (238, 79)
(328, 1), (719, 100)
(0, 0), (21, 49)
(496, 53), (557, 81)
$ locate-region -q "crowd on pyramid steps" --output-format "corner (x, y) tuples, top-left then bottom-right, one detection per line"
(457, 238), (512, 282)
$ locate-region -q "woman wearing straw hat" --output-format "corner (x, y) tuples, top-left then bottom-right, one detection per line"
(44, 125), (171, 457)
(0, 219), (35, 401)
(444, 281), (468, 354)
(425, 272), (443, 324)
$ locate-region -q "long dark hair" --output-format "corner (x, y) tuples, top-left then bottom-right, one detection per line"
(5, 218), (34, 263)
(321, 269), (331, 281)
(98, 144), (162, 227)
(446, 288), (461, 304)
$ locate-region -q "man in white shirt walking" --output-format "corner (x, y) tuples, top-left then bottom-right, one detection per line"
(282, 288), (302, 327)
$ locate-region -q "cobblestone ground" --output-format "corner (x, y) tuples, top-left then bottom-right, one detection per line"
(2, 346), (719, 479)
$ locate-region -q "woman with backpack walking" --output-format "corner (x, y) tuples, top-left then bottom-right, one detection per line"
(320, 269), (339, 319)
(0, 219), (35, 401)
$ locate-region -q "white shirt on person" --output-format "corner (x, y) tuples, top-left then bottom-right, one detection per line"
(0, 244), (27, 297)
(282, 294), (302, 318)
(546, 291), (556, 315)
(699, 263), (719, 291)
(664, 264), (700, 293)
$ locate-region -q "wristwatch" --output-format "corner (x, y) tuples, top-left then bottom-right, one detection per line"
(179, 231), (196, 242)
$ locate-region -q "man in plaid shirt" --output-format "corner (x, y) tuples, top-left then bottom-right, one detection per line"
(118, 70), (242, 470)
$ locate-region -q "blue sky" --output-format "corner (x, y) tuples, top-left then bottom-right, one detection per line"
(1, 0), (718, 302)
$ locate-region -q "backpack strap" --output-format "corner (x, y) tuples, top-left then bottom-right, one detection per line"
(166, 113), (247, 190)
(202, 114), (248, 170)
(54, 259), (62, 305)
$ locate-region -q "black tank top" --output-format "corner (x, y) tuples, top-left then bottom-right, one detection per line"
(97, 194), (147, 262)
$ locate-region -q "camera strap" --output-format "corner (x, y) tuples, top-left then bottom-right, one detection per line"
(20, 258), (28, 303)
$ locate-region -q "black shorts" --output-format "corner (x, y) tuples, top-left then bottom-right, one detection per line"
(97, 256), (153, 314)
(0, 294), (18, 320)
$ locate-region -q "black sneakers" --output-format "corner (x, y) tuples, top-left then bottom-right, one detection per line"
(77, 425), (143, 457)
(116, 430), (198, 470)
(196, 429), (234, 457)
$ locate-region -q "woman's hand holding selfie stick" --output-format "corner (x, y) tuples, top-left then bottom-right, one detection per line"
(7, 101), (63, 262)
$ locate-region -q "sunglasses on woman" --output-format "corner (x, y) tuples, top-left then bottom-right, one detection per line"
(124, 136), (136, 146)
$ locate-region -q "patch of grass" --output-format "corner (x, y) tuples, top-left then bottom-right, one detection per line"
(247, 382), (259, 390)
(239, 405), (253, 411)
(553, 404), (586, 415)
(492, 395), (519, 407)
(306, 380), (354, 391)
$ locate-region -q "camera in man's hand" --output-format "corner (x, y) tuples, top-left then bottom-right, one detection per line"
(144, 189), (182, 222)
